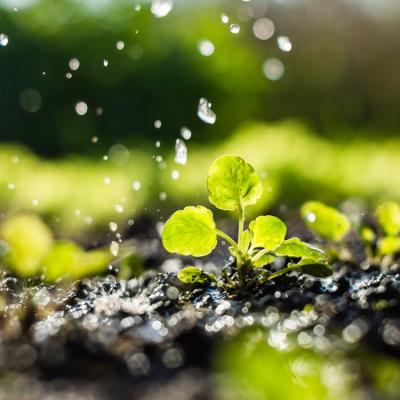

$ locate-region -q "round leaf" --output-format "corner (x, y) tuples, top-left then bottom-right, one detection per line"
(207, 155), (263, 211)
(377, 236), (400, 256)
(376, 201), (400, 236)
(290, 258), (333, 278)
(162, 206), (217, 256)
(301, 201), (351, 241)
(275, 238), (326, 262)
(177, 266), (216, 284)
(249, 215), (287, 250)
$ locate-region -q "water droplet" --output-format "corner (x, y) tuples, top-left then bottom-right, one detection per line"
(116, 41), (125, 50)
(65, 72), (72, 79)
(262, 58), (284, 81)
(110, 241), (119, 257)
(253, 18), (275, 40)
(134, 4), (141, 11)
(7, 183), (15, 190)
(114, 204), (124, 213)
(103, 59), (109, 67)
(175, 139), (187, 165)
(198, 40), (215, 56)
(230, 24), (240, 34)
(132, 180), (141, 191)
(32, 199), (39, 206)
(221, 14), (229, 24)
(109, 222), (118, 232)
(0, 34), (9, 47)
(103, 176), (112, 185)
(277, 35), (292, 52)
(180, 126), (192, 140)
(68, 58), (80, 71)
(95, 107), (103, 116)
(171, 170), (180, 180)
(306, 212), (316, 223)
(155, 141), (161, 148)
(75, 101), (88, 115)
(91, 136), (98, 143)
(159, 192), (167, 201)
(155, 155), (163, 163)
(197, 98), (216, 124)
(154, 120), (162, 129)
(151, 0), (173, 18)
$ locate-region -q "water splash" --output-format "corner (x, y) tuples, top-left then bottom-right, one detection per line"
(0, 34), (9, 47)
(277, 36), (292, 52)
(110, 241), (119, 256)
(230, 24), (240, 34)
(197, 98), (216, 124)
(175, 139), (187, 165)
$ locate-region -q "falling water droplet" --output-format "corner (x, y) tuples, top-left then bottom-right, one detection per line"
(151, 0), (173, 18)
(180, 126), (192, 140)
(159, 192), (167, 201)
(230, 24), (240, 34)
(103, 176), (112, 185)
(75, 101), (88, 116)
(262, 58), (284, 81)
(197, 98), (216, 124)
(154, 120), (162, 129)
(171, 170), (180, 180)
(175, 139), (187, 165)
(109, 222), (118, 232)
(221, 14), (229, 24)
(277, 36), (292, 52)
(68, 58), (80, 71)
(114, 204), (124, 213)
(155, 141), (161, 148)
(198, 40), (215, 56)
(110, 241), (119, 256)
(103, 59), (109, 67)
(132, 180), (141, 191)
(0, 34), (9, 47)
(66, 72), (72, 79)
(116, 41), (125, 50)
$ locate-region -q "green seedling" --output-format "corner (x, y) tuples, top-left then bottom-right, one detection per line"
(162, 155), (331, 290)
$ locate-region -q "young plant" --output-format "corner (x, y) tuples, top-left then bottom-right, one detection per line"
(162, 155), (331, 290)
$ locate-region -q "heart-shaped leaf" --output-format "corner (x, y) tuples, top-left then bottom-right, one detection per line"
(301, 201), (350, 241)
(162, 206), (217, 257)
(249, 215), (287, 250)
(289, 258), (333, 278)
(207, 155), (263, 211)
(376, 201), (400, 236)
(252, 253), (276, 268)
(275, 238), (326, 262)
(177, 266), (216, 284)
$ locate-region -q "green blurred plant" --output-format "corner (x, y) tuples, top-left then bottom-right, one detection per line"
(162, 155), (331, 291)
(0, 212), (135, 282)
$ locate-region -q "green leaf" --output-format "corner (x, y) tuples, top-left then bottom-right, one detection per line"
(207, 155), (263, 211)
(43, 241), (112, 282)
(289, 258), (333, 278)
(0, 213), (53, 277)
(376, 201), (400, 236)
(301, 201), (351, 241)
(162, 206), (217, 257)
(249, 215), (287, 250)
(252, 253), (276, 268)
(275, 238), (326, 262)
(177, 266), (217, 284)
(377, 236), (400, 256)
(242, 229), (251, 251)
(360, 226), (376, 243)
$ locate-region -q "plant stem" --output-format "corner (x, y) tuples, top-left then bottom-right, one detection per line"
(237, 204), (245, 287)
(216, 229), (237, 248)
(252, 248), (272, 263)
(266, 265), (294, 280)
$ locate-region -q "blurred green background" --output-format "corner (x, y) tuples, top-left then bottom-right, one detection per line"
(1, 0), (400, 237)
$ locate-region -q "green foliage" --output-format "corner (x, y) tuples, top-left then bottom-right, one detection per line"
(376, 201), (400, 236)
(208, 155), (263, 211)
(162, 206), (217, 257)
(0, 213), (127, 281)
(377, 236), (400, 257)
(162, 156), (331, 291)
(177, 266), (217, 285)
(301, 201), (351, 241)
(0, 213), (53, 277)
(249, 216), (287, 250)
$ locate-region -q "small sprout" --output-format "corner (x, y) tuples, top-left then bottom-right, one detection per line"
(163, 155), (331, 291)
(376, 201), (400, 236)
(301, 201), (351, 241)
(177, 266), (217, 285)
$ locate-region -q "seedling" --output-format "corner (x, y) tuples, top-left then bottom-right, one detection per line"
(162, 155), (331, 290)
(301, 200), (400, 265)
